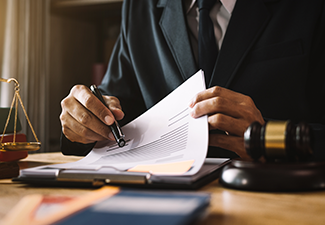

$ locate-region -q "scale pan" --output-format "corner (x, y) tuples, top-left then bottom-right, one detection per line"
(1, 142), (41, 151)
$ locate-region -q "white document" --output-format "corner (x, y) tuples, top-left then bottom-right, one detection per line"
(23, 70), (209, 176)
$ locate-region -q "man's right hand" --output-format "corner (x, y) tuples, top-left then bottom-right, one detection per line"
(60, 85), (124, 144)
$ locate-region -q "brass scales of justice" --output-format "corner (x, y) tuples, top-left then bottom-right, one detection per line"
(0, 77), (41, 151)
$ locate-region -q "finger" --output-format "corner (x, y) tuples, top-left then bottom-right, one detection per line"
(60, 111), (109, 144)
(71, 85), (115, 125)
(62, 126), (105, 144)
(190, 96), (242, 119)
(190, 86), (246, 107)
(190, 90), (265, 126)
(61, 96), (112, 140)
(208, 113), (255, 137)
(103, 96), (125, 121)
(209, 133), (250, 160)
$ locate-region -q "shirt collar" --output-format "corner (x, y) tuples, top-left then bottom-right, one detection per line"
(186, 0), (236, 14)
(221, 0), (236, 14)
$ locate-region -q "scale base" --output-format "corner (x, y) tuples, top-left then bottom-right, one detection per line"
(220, 160), (325, 192)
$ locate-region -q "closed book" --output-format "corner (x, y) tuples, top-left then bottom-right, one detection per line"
(3, 187), (210, 225)
(54, 190), (210, 225)
(0, 133), (28, 162)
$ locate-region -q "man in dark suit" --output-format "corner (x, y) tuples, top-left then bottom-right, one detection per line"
(60, 0), (325, 159)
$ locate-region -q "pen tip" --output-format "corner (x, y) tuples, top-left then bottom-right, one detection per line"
(118, 139), (126, 147)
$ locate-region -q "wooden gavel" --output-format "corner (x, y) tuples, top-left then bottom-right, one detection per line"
(244, 120), (313, 161)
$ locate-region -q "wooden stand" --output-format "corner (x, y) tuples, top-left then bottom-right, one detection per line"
(220, 160), (325, 192)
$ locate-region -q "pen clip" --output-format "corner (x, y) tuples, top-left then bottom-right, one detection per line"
(114, 120), (125, 138)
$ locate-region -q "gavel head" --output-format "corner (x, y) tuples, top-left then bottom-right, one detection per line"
(244, 120), (313, 161)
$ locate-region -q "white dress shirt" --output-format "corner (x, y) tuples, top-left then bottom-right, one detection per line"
(184, 0), (236, 63)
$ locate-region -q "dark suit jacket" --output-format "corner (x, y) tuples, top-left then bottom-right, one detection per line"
(61, 0), (325, 158)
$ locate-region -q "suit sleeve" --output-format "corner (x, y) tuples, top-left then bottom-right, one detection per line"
(61, 0), (147, 156)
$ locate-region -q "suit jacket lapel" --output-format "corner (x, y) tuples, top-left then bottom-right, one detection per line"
(158, 0), (197, 81)
(210, 0), (271, 88)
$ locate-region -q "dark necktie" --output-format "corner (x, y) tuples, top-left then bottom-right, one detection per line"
(198, 0), (218, 86)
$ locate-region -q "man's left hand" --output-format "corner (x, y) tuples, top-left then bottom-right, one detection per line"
(189, 86), (265, 159)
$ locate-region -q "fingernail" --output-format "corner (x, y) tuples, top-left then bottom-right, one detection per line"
(104, 115), (113, 125)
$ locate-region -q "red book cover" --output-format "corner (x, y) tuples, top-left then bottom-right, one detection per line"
(0, 133), (28, 162)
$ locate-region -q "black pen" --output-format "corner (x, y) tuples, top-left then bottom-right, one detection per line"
(90, 85), (126, 147)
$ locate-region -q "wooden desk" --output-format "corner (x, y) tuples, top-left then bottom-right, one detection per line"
(1, 152), (325, 225)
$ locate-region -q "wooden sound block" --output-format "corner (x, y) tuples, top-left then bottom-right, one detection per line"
(220, 159), (325, 192)
(0, 161), (20, 179)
